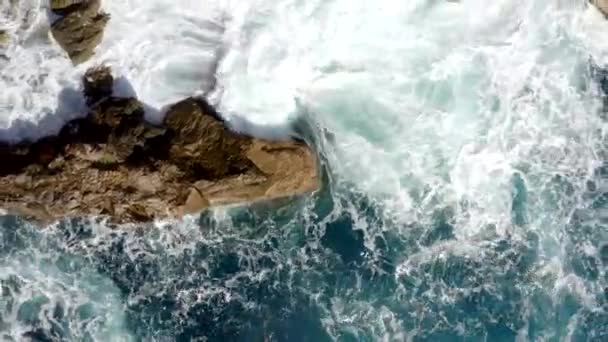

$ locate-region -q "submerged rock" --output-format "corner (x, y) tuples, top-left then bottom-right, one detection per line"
(50, 0), (109, 64)
(0, 67), (319, 224)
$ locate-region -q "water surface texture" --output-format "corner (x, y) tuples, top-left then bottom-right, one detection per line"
(2, 0), (608, 341)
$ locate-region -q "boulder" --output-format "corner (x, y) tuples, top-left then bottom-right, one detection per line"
(0, 67), (319, 224)
(83, 65), (113, 103)
(164, 99), (318, 214)
(163, 98), (257, 180)
(50, 0), (109, 64)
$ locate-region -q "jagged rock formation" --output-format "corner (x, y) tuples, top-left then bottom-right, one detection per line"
(0, 67), (319, 224)
(50, 0), (109, 64)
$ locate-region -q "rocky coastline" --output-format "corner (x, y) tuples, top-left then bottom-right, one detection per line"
(0, 66), (319, 224)
(0, 1), (320, 224)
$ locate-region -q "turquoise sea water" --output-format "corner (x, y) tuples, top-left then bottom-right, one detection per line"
(2, 0), (608, 341)
(1, 117), (608, 341)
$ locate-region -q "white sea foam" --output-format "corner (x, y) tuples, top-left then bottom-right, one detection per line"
(2, 1), (608, 338)
(0, 0), (85, 142)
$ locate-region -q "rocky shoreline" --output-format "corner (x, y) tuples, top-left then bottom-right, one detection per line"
(0, 66), (319, 224)
(0, 1), (320, 224)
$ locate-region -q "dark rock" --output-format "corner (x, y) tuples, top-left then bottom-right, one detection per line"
(83, 65), (113, 104)
(50, 0), (109, 65)
(164, 98), (257, 180)
(181, 187), (210, 215)
(89, 97), (143, 129)
(0, 143), (30, 176)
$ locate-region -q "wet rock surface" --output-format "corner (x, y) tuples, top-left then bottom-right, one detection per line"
(50, 0), (109, 64)
(0, 67), (319, 224)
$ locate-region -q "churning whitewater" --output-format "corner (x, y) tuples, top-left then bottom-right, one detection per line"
(2, 0), (608, 340)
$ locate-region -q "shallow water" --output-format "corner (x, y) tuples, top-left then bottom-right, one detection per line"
(1, 0), (608, 341)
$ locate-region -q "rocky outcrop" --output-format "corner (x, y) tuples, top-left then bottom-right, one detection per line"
(0, 67), (319, 224)
(50, 0), (109, 64)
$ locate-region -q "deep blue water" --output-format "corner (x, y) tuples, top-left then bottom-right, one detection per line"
(1, 170), (607, 341)
(2, 1), (608, 341)
(1, 115), (608, 341)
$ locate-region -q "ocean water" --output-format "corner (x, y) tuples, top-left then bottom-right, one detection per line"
(1, 0), (608, 341)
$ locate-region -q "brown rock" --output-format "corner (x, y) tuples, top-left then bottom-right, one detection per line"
(188, 139), (318, 207)
(51, 0), (100, 16)
(86, 97), (166, 163)
(126, 203), (151, 221)
(89, 97), (143, 128)
(48, 156), (65, 170)
(0, 67), (319, 224)
(181, 187), (210, 215)
(246, 140), (318, 198)
(133, 173), (163, 195)
(0, 143), (32, 176)
(13, 175), (32, 189)
(100, 197), (114, 215)
(51, 0), (109, 65)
